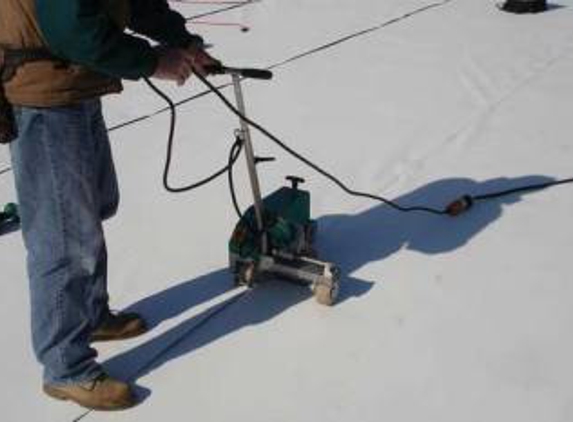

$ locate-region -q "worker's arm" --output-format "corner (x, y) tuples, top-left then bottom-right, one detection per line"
(36, 0), (157, 79)
(128, 0), (204, 50)
(127, 0), (220, 83)
(36, 0), (204, 80)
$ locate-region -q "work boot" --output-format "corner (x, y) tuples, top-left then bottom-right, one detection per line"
(43, 374), (135, 410)
(91, 311), (147, 343)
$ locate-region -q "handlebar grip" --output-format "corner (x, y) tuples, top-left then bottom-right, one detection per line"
(204, 64), (273, 80)
(204, 63), (225, 75)
(237, 68), (273, 80)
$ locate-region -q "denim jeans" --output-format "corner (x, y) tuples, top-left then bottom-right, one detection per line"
(10, 99), (119, 385)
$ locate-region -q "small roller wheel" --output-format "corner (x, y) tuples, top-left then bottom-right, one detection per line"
(2, 203), (19, 224)
(234, 262), (257, 288)
(314, 279), (340, 306)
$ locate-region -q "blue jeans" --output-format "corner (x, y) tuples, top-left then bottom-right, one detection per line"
(10, 99), (119, 385)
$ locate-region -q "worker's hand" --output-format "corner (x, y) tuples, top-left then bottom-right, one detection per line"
(152, 46), (221, 86)
(152, 47), (194, 86)
(186, 46), (222, 77)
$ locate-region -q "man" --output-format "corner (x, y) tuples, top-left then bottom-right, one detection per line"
(0, 0), (219, 411)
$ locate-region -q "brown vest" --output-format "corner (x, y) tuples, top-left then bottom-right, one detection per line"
(0, 0), (129, 107)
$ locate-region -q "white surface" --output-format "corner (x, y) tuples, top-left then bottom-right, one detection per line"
(2, 1), (573, 421)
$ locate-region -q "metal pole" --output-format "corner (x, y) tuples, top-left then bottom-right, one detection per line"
(232, 74), (268, 254)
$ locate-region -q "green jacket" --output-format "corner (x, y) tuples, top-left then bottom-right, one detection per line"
(36, 0), (204, 80)
(0, 0), (203, 106)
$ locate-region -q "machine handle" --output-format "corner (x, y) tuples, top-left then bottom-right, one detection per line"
(0, 202), (19, 224)
(286, 175), (305, 190)
(205, 64), (273, 80)
(237, 68), (273, 80)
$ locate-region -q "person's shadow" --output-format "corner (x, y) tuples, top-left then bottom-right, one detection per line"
(102, 174), (554, 393)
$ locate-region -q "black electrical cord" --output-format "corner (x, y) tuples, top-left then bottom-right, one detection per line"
(190, 71), (452, 215)
(474, 178), (573, 201)
(145, 73), (445, 214)
(227, 135), (244, 218)
(194, 71), (573, 217)
(144, 78), (244, 194)
(146, 71), (573, 218)
(440, 177), (573, 217)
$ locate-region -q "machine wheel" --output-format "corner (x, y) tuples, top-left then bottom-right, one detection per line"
(234, 262), (257, 288)
(2, 203), (18, 224)
(314, 279), (340, 306)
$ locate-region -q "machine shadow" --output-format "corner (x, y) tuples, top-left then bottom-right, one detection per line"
(104, 175), (553, 384)
(0, 220), (19, 236)
(105, 269), (373, 382)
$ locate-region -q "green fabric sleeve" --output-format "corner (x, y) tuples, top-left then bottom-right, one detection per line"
(129, 0), (204, 49)
(36, 0), (158, 80)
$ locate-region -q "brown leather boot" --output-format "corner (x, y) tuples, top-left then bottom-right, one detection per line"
(43, 374), (135, 410)
(91, 312), (147, 343)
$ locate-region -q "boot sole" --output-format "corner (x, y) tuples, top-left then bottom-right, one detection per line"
(90, 325), (148, 343)
(43, 385), (70, 401)
(43, 385), (135, 411)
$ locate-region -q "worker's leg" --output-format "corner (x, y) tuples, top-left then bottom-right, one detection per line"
(10, 101), (108, 385)
(91, 99), (119, 222)
(85, 99), (120, 328)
